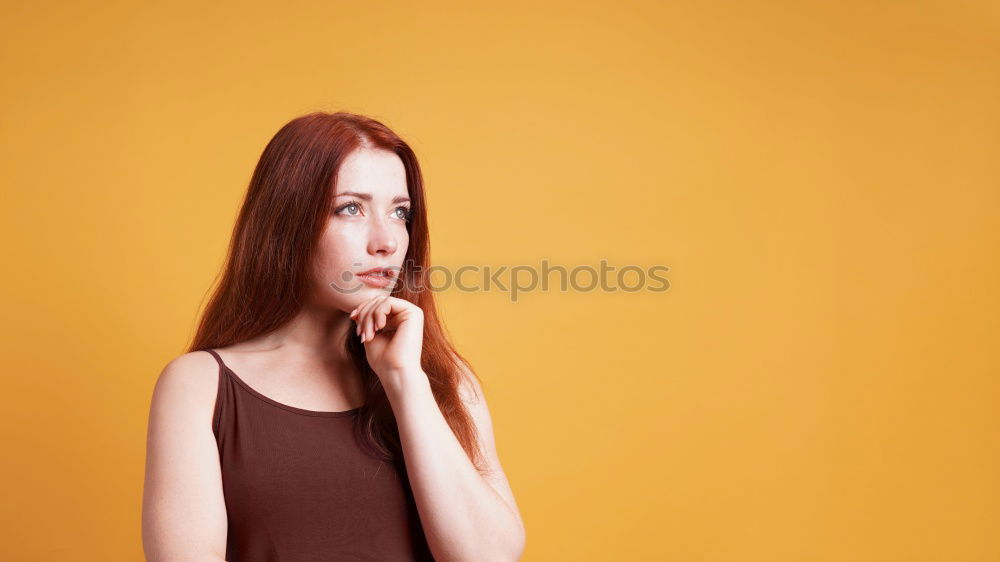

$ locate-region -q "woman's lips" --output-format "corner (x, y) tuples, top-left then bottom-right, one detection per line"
(356, 272), (392, 288)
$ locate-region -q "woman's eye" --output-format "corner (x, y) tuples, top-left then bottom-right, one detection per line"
(337, 203), (361, 216)
(336, 201), (409, 220)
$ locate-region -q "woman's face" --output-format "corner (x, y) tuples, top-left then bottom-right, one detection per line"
(311, 147), (411, 312)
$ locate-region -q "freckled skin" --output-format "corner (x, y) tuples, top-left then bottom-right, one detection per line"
(310, 146), (411, 313)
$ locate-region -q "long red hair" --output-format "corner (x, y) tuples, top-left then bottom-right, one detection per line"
(187, 111), (486, 473)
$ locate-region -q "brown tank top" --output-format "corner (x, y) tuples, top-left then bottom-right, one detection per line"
(201, 349), (435, 561)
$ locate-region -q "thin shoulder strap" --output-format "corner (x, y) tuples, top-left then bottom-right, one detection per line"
(202, 348), (228, 439)
(203, 348), (225, 370)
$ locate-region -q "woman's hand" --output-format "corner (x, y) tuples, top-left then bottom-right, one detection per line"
(350, 295), (426, 388)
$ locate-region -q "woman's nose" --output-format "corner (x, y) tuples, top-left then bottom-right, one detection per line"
(367, 220), (398, 256)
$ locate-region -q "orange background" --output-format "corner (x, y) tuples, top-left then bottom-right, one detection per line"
(1, 1), (998, 560)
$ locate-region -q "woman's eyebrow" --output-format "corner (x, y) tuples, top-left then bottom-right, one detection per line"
(334, 191), (410, 204)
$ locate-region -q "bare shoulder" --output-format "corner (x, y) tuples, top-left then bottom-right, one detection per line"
(143, 349), (228, 559)
(148, 350), (221, 424)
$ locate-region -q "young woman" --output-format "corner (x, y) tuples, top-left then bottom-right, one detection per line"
(141, 111), (526, 561)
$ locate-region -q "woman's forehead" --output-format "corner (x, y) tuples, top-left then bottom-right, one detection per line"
(335, 148), (407, 196)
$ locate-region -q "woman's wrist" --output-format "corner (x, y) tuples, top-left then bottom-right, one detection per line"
(381, 367), (430, 398)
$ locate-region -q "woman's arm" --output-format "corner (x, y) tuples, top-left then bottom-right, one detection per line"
(142, 352), (228, 561)
(385, 364), (526, 562)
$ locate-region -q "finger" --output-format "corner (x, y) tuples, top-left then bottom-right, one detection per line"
(374, 298), (391, 331)
(355, 296), (379, 339)
(368, 296), (390, 341)
(352, 302), (364, 336)
(350, 295), (377, 319)
(360, 296), (386, 343)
